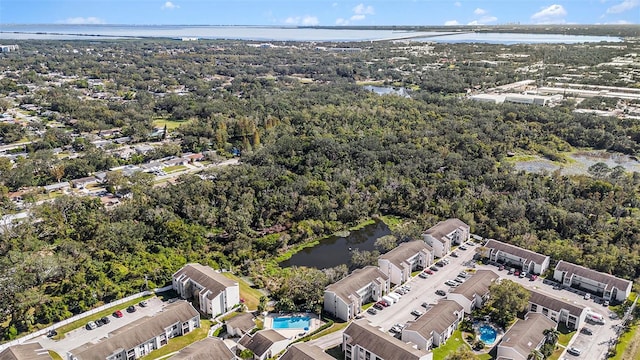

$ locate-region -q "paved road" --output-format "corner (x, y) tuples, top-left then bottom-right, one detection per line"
(35, 297), (166, 357)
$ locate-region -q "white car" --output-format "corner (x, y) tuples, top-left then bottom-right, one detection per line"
(567, 347), (581, 356)
(411, 309), (423, 317)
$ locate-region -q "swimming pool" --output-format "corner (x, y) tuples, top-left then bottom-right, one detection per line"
(479, 324), (497, 344)
(272, 316), (311, 329)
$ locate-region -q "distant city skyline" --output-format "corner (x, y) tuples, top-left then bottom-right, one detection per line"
(0, 0), (638, 26)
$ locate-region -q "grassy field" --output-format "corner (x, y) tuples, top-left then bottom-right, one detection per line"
(548, 345), (565, 360)
(221, 273), (263, 311)
(152, 118), (191, 130)
(612, 323), (640, 360)
(163, 165), (188, 173)
(139, 319), (212, 360)
(306, 321), (349, 341)
(48, 351), (63, 360)
(431, 329), (491, 360)
(54, 294), (154, 339)
(556, 323), (576, 346)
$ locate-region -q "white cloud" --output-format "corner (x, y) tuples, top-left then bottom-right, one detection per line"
(467, 16), (497, 25)
(353, 3), (375, 15)
(531, 4), (567, 23)
(444, 20), (460, 25)
(606, 0), (639, 13)
(336, 18), (348, 25)
(161, 1), (179, 10)
(474, 8), (487, 15)
(284, 15), (319, 25)
(454, 1), (462, 7)
(350, 14), (366, 21)
(60, 17), (105, 24)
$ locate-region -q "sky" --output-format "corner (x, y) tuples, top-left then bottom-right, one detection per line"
(0, 0), (638, 26)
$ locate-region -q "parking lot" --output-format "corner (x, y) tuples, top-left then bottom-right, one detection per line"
(364, 241), (479, 336)
(359, 240), (623, 360)
(35, 297), (167, 356)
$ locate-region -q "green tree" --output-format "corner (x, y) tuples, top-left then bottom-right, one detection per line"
(374, 235), (398, 253)
(257, 296), (268, 314)
(239, 349), (254, 360)
(486, 280), (530, 328)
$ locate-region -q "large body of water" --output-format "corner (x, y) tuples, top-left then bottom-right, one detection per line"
(280, 221), (391, 269)
(0, 25), (622, 44)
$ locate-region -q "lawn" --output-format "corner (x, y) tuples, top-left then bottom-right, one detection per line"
(138, 319), (211, 360)
(163, 165), (188, 173)
(48, 351), (63, 360)
(221, 273), (263, 311)
(431, 329), (471, 360)
(548, 345), (565, 360)
(556, 323), (576, 346)
(306, 321), (349, 341)
(612, 323), (640, 360)
(152, 118), (191, 130)
(54, 294), (154, 339)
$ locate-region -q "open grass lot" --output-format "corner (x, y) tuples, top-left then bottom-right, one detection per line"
(138, 319), (212, 360)
(612, 323), (640, 360)
(556, 323), (576, 346)
(221, 273), (263, 311)
(163, 165), (188, 173)
(54, 294), (154, 339)
(431, 330), (491, 360)
(152, 118), (191, 130)
(548, 345), (565, 360)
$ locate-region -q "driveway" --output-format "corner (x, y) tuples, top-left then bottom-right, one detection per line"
(35, 297), (167, 356)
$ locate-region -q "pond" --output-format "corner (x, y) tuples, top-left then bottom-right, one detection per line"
(512, 150), (640, 175)
(280, 221), (391, 269)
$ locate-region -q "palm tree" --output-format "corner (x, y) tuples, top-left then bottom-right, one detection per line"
(543, 328), (560, 344)
(527, 349), (544, 360)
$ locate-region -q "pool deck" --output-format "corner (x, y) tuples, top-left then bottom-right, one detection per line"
(264, 313), (323, 339)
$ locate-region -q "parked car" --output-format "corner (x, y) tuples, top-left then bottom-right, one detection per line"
(402, 285), (411, 291)
(567, 347), (582, 356)
(458, 271), (468, 278)
(85, 321), (97, 330)
(424, 269), (434, 275)
(47, 330), (58, 338)
(373, 303), (384, 310)
(514, 270), (520, 276)
(367, 307), (378, 315)
(508, 268), (515, 275)
(451, 251), (459, 258)
(419, 272), (429, 279)
(603, 300), (610, 307)
(435, 261), (444, 267)
(454, 277), (465, 283)
(126, 305), (136, 313)
(377, 301), (388, 307)
(445, 280), (458, 287)
(435, 289), (447, 296)
(442, 259), (450, 265)
(421, 302), (430, 308)
(430, 266), (439, 272)
(530, 274), (538, 281)
(411, 309), (423, 317)
(459, 245), (467, 250)
(498, 265), (505, 271)
(584, 293), (591, 300)
(113, 310), (123, 318)
(139, 300), (148, 307)
(100, 316), (110, 325)
(580, 327), (593, 335)
(519, 272), (526, 278)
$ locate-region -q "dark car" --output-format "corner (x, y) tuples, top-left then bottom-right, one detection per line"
(373, 303), (384, 310)
(139, 300), (148, 307)
(100, 316), (110, 325)
(126, 305), (136, 313)
(113, 310), (124, 318)
(47, 330), (58, 338)
(367, 307), (378, 315)
(580, 327), (593, 335)
(436, 289), (447, 296)
(430, 266), (439, 272)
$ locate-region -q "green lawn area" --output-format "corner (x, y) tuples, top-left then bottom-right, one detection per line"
(379, 215), (405, 230)
(152, 118), (191, 130)
(139, 319), (211, 360)
(307, 321), (349, 341)
(612, 323), (640, 360)
(163, 165), (188, 173)
(431, 329), (472, 359)
(556, 323), (576, 346)
(548, 345), (565, 360)
(221, 273), (263, 311)
(54, 294), (154, 339)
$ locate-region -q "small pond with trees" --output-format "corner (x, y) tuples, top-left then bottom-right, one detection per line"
(280, 221), (391, 269)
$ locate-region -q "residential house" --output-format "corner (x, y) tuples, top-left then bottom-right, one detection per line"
(225, 312), (256, 337)
(324, 266), (390, 321)
(343, 320), (432, 360)
(168, 337), (237, 360)
(484, 239), (551, 275)
(378, 240), (433, 286)
(448, 270), (499, 314)
(553, 260), (632, 302)
(422, 219), (470, 258)
(71, 176), (98, 189)
(134, 144), (155, 155)
(0, 343), (53, 360)
(67, 301), (200, 360)
(527, 289), (587, 330)
(237, 329), (289, 360)
(43, 181), (70, 193)
(278, 343), (334, 360)
(182, 153), (205, 162)
(401, 300), (464, 350)
(172, 263), (240, 317)
(497, 313), (557, 360)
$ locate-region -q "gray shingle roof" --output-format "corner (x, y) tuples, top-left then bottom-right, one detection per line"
(499, 313), (556, 358)
(168, 337), (235, 360)
(485, 239), (549, 265)
(450, 270), (499, 300)
(528, 289), (586, 317)
(424, 219), (468, 243)
(174, 264), (237, 300)
(238, 329), (287, 357)
(344, 320), (430, 360)
(278, 343), (334, 360)
(0, 344), (52, 360)
(379, 241), (432, 268)
(225, 312), (256, 334)
(70, 301), (199, 360)
(325, 266), (388, 304)
(404, 300), (463, 338)
(555, 260), (632, 293)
